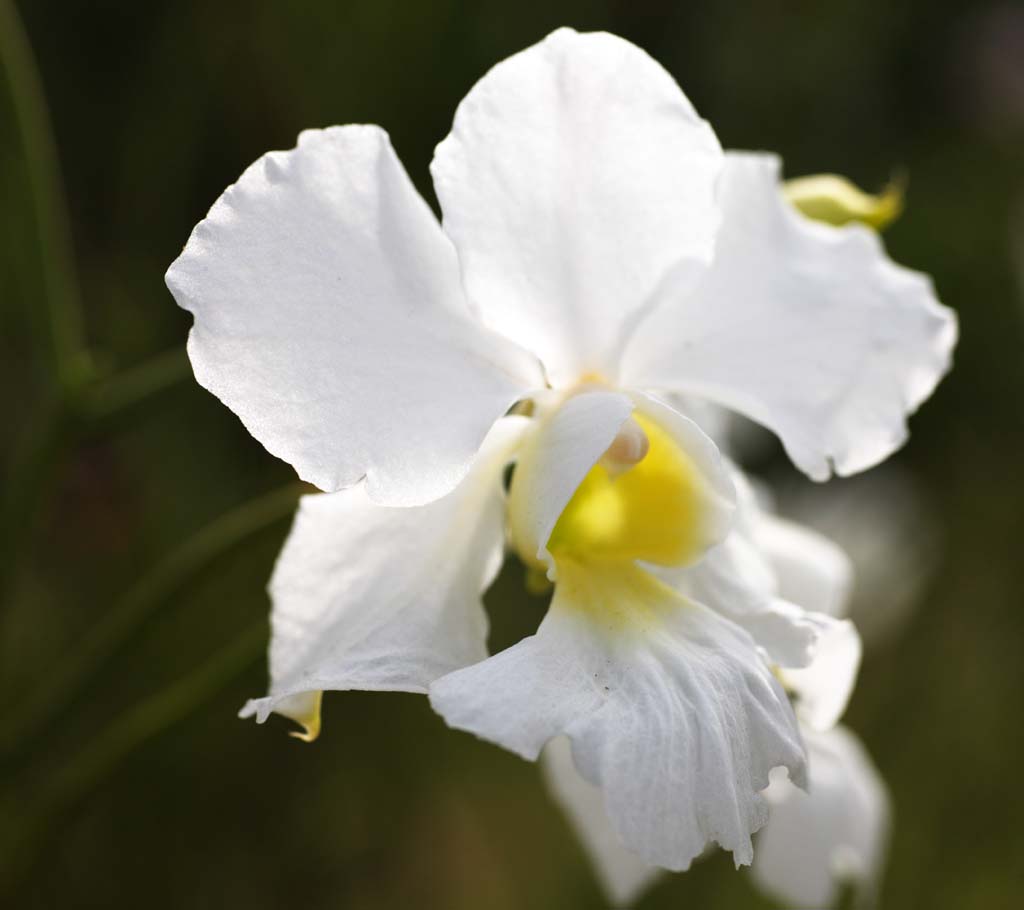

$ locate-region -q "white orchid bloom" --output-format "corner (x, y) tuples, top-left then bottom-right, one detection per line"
(166, 28), (953, 875)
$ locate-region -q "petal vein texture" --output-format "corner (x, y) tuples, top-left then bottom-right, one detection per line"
(430, 562), (805, 871)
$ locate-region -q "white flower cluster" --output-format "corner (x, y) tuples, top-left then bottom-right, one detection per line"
(167, 28), (956, 909)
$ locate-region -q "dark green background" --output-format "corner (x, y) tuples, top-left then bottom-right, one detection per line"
(2, 1), (1022, 907)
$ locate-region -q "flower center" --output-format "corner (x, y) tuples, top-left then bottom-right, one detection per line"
(509, 407), (708, 574)
(546, 412), (704, 566)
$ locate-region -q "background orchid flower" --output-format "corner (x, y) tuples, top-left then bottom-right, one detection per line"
(541, 489), (888, 909)
(775, 465), (940, 649)
(751, 505), (890, 910)
(166, 27), (955, 877)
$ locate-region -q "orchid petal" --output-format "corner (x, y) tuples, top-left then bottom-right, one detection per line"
(239, 417), (529, 732)
(783, 618), (863, 732)
(430, 562), (805, 871)
(432, 28), (722, 384)
(508, 389), (735, 573)
(542, 737), (660, 908)
(778, 468), (938, 648)
(757, 513), (854, 619)
(508, 389), (635, 570)
(622, 152), (957, 480)
(658, 469), (842, 670)
(167, 126), (540, 506)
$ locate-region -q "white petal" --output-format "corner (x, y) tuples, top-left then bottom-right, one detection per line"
(657, 468), (836, 670)
(659, 466), (776, 614)
(508, 389), (636, 568)
(622, 152), (957, 480)
(542, 737), (661, 908)
(269, 690), (322, 742)
(167, 125), (540, 505)
(239, 416), (529, 729)
(783, 617), (862, 732)
(431, 28), (722, 385)
(508, 389), (735, 572)
(430, 562), (806, 870)
(777, 467), (938, 648)
(756, 513), (854, 619)
(754, 726), (890, 909)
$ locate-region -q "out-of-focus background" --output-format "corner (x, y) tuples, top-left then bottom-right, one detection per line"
(2, 1), (1022, 907)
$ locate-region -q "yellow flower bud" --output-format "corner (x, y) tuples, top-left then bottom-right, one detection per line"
(783, 173), (905, 231)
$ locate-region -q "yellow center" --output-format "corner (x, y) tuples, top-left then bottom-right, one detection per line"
(515, 412), (706, 570)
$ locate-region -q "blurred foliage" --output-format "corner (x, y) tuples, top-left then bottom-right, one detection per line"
(1, 0), (1023, 907)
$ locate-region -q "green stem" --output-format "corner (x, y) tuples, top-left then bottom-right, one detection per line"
(0, 391), (71, 605)
(0, 345), (192, 615)
(0, 0), (88, 388)
(73, 346), (191, 430)
(1, 622), (266, 897)
(0, 2), (193, 605)
(0, 484), (302, 768)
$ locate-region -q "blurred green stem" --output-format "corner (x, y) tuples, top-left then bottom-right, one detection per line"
(72, 346), (191, 429)
(0, 392), (72, 604)
(0, 484), (301, 769)
(0, 347), (191, 609)
(1, 621), (266, 897)
(0, 0), (88, 387)
(0, 0), (191, 604)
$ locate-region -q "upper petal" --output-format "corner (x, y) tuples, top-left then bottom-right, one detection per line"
(429, 561), (805, 871)
(239, 416), (529, 731)
(167, 125), (541, 505)
(431, 28), (723, 385)
(621, 152), (957, 480)
(753, 725), (890, 909)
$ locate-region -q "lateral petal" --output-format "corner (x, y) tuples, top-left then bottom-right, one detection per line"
(167, 126), (540, 505)
(240, 417), (529, 732)
(622, 152), (957, 480)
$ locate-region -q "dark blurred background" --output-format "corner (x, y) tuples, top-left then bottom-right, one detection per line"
(2, 1), (1023, 907)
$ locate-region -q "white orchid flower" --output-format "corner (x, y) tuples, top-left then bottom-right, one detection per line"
(165, 28), (953, 874)
(753, 724), (890, 910)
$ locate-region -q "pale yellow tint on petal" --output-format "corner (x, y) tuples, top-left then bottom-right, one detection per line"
(553, 556), (687, 634)
(546, 413), (704, 567)
(783, 173), (904, 231)
(278, 690), (322, 743)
